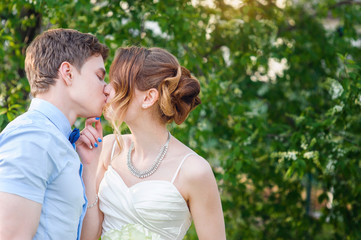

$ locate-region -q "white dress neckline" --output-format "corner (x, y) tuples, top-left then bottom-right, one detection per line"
(106, 165), (189, 207)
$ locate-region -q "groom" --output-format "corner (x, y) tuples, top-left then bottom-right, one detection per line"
(0, 29), (109, 239)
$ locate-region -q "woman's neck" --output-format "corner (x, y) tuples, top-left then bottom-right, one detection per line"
(128, 122), (170, 163)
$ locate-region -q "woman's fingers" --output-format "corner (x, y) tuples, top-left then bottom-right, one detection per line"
(94, 118), (103, 138)
(85, 117), (103, 142)
(78, 133), (93, 149)
(78, 117), (103, 149)
(81, 129), (97, 149)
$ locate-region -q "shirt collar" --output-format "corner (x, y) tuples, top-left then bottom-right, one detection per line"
(28, 98), (72, 139)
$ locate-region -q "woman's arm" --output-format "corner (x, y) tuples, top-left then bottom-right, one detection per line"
(77, 118), (115, 240)
(183, 156), (226, 240)
(80, 157), (106, 240)
(80, 134), (115, 240)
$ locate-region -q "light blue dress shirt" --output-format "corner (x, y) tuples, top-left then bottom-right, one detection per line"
(0, 98), (88, 240)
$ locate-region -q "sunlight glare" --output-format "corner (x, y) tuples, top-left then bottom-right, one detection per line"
(276, 0), (287, 9)
(224, 0), (243, 8)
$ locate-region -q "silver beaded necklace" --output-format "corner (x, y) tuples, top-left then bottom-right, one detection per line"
(127, 132), (171, 179)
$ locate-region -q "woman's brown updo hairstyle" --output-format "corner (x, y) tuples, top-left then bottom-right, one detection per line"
(107, 46), (201, 133)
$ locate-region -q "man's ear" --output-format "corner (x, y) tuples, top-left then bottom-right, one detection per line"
(58, 62), (73, 86)
(142, 88), (159, 109)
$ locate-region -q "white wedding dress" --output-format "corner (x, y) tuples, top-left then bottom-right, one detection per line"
(98, 142), (195, 240)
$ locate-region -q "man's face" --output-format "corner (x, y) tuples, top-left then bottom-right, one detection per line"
(71, 55), (108, 118)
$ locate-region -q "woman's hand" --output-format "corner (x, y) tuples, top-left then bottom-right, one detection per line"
(78, 117), (105, 240)
(76, 117), (103, 167)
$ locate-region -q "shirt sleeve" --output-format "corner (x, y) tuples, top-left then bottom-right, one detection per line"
(0, 128), (61, 204)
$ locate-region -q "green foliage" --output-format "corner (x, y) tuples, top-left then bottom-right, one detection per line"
(1, 0), (361, 239)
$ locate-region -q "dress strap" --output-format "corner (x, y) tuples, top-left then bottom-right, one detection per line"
(171, 152), (197, 183)
(110, 138), (118, 161)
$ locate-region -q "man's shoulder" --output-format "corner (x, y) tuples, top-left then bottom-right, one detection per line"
(0, 111), (63, 148)
(2, 110), (56, 135)
(0, 110), (76, 174)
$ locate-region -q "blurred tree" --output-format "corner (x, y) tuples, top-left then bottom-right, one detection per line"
(1, 0), (361, 239)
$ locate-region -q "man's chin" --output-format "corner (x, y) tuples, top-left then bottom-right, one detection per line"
(82, 109), (103, 119)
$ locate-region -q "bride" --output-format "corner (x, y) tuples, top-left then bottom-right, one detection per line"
(79, 47), (226, 240)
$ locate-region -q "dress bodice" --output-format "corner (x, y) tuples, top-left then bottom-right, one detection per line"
(98, 152), (194, 240)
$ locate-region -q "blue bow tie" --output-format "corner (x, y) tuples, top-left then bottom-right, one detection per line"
(69, 128), (80, 148)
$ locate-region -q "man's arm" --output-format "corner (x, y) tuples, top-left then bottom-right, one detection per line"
(0, 192), (41, 240)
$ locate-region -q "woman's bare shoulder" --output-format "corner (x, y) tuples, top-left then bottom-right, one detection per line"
(182, 154), (214, 180)
(171, 137), (214, 180)
(180, 155), (222, 212)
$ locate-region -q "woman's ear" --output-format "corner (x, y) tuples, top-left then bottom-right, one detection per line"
(142, 88), (159, 109)
(58, 62), (73, 86)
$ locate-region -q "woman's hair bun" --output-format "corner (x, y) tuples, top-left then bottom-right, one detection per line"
(171, 66), (201, 124)
(159, 65), (201, 125)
